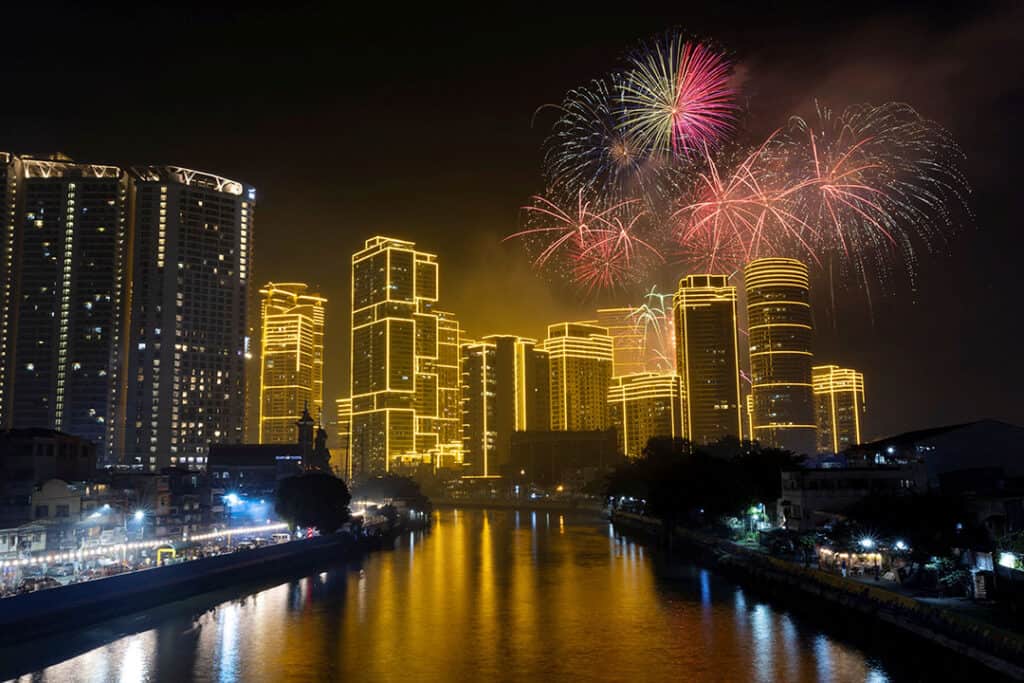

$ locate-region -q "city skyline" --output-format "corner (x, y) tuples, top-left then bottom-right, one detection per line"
(0, 6), (1020, 443)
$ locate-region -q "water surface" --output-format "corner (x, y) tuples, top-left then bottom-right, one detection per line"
(2, 509), (973, 681)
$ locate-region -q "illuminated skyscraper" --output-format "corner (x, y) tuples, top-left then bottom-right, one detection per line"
(257, 283), (326, 444)
(595, 307), (645, 376)
(0, 153), (18, 424)
(543, 322), (613, 431)
(608, 372), (683, 457)
(672, 274), (742, 445)
(746, 394), (754, 442)
(813, 364), (866, 454)
(336, 397), (352, 478)
(745, 257), (816, 454)
(350, 237), (452, 477)
(124, 166), (256, 470)
(431, 310), (464, 468)
(0, 155), (130, 463)
(461, 335), (549, 476)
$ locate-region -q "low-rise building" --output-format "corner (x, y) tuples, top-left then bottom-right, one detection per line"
(777, 464), (926, 530)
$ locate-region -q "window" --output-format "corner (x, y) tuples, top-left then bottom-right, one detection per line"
(35, 505), (48, 519)
(56, 504), (70, 518)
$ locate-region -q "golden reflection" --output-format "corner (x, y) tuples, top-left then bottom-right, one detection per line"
(15, 509), (902, 682)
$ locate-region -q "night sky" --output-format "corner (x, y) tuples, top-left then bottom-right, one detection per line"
(3, 3), (1021, 438)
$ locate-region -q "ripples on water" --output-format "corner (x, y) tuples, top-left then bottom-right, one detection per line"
(3, 509), (958, 682)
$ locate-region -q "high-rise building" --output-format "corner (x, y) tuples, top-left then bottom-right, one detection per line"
(336, 397), (352, 478)
(595, 307), (645, 377)
(124, 166), (256, 471)
(461, 335), (549, 476)
(0, 155), (130, 463)
(350, 237), (452, 477)
(543, 322), (613, 431)
(432, 310), (464, 468)
(746, 394), (754, 442)
(608, 372), (684, 457)
(745, 257), (816, 454)
(813, 364), (866, 454)
(673, 274), (742, 445)
(257, 283), (326, 444)
(0, 153), (19, 423)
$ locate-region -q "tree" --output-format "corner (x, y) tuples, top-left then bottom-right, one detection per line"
(275, 472), (351, 534)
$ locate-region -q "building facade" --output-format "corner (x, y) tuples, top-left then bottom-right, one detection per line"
(595, 308), (645, 377)
(349, 237), (454, 477)
(0, 155), (130, 463)
(745, 258), (816, 454)
(335, 397), (352, 478)
(432, 310), (463, 469)
(123, 166), (256, 471)
(812, 364), (866, 454)
(543, 322), (613, 432)
(257, 282), (326, 444)
(461, 335), (549, 477)
(608, 372), (684, 457)
(673, 274), (743, 445)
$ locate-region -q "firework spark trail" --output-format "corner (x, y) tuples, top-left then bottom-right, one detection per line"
(619, 34), (738, 158)
(781, 102), (969, 291)
(505, 190), (663, 293)
(673, 138), (820, 271)
(628, 286), (676, 372)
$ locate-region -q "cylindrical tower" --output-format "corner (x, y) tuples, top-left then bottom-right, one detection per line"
(744, 258), (816, 454)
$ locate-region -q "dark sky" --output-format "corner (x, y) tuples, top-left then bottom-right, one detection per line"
(3, 3), (1021, 438)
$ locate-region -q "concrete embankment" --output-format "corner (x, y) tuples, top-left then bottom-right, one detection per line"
(614, 512), (1024, 680)
(0, 534), (360, 645)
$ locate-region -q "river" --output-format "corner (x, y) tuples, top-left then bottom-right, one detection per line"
(1, 508), (978, 682)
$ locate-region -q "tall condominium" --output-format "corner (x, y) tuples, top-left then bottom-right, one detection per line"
(257, 282), (326, 444)
(0, 155), (130, 463)
(543, 322), (613, 431)
(608, 372), (683, 457)
(433, 310), (464, 468)
(336, 397), (352, 478)
(595, 307), (645, 377)
(0, 153), (18, 419)
(813, 364), (866, 454)
(124, 166), (255, 470)
(672, 274), (742, 445)
(745, 257), (816, 454)
(461, 335), (549, 476)
(350, 236), (454, 477)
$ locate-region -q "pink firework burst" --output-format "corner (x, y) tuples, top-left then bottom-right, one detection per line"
(506, 189), (662, 295)
(619, 33), (738, 158)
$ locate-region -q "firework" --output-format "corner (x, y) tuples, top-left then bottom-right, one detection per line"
(541, 77), (684, 209)
(673, 136), (817, 272)
(781, 102), (968, 287)
(618, 33), (738, 158)
(628, 287), (676, 372)
(505, 190), (662, 294)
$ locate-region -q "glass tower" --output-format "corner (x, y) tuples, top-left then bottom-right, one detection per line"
(258, 282), (326, 444)
(745, 257), (816, 454)
(813, 364), (866, 454)
(543, 322), (613, 431)
(673, 274), (742, 445)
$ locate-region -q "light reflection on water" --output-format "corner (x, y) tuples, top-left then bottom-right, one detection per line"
(5, 509), (926, 682)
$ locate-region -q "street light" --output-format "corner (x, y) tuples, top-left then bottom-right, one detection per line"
(133, 510), (145, 522)
(859, 537), (875, 550)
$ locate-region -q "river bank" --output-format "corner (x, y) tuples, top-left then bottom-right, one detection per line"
(432, 498), (604, 513)
(0, 521), (425, 647)
(613, 511), (1024, 679)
